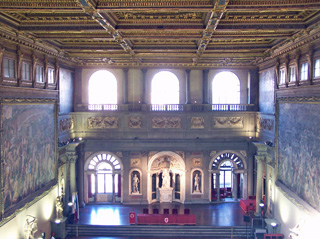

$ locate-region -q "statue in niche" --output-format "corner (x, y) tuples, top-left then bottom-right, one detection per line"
(193, 172), (201, 193)
(132, 173), (140, 194)
(162, 169), (170, 188)
(55, 196), (64, 219)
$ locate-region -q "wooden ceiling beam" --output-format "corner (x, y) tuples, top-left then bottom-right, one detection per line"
(74, 0), (135, 57)
(196, 0), (230, 59)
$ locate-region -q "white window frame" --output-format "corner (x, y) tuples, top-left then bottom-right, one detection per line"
(279, 68), (286, 85)
(47, 68), (55, 84)
(3, 57), (15, 78)
(314, 59), (320, 78)
(289, 65), (296, 82)
(36, 65), (44, 82)
(300, 62), (308, 81)
(22, 62), (31, 81)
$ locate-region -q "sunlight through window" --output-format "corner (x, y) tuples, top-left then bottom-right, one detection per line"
(151, 71), (179, 104)
(89, 70), (117, 104)
(212, 71), (240, 104)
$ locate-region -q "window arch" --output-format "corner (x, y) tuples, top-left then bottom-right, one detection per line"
(86, 153), (121, 201)
(88, 70), (117, 109)
(212, 71), (240, 104)
(151, 71), (179, 105)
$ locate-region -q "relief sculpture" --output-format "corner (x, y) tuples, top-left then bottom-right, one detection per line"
(213, 117), (243, 128)
(152, 117), (181, 128)
(59, 118), (74, 132)
(88, 116), (118, 129)
(257, 116), (274, 131)
(128, 116), (142, 128)
(191, 117), (204, 129)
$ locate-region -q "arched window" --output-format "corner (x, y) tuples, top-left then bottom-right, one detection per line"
(151, 71), (179, 110)
(87, 153), (121, 201)
(212, 71), (240, 104)
(219, 161), (233, 189)
(88, 70), (117, 110)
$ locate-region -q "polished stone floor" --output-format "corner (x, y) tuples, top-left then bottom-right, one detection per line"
(68, 201), (250, 239)
(74, 201), (247, 226)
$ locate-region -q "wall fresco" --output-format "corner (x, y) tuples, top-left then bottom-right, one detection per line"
(278, 103), (320, 211)
(1, 103), (56, 212)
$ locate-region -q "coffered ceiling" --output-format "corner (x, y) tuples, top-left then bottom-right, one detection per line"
(0, 0), (319, 67)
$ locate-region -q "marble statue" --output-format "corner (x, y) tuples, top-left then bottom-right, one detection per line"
(24, 216), (38, 239)
(194, 173), (201, 192)
(132, 173), (140, 193)
(162, 169), (170, 188)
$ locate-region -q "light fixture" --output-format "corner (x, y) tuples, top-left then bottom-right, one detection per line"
(259, 201), (265, 208)
(68, 202), (73, 207)
(271, 222), (278, 233)
(78, 137), (82, 141)
(54, 219), (61, 224)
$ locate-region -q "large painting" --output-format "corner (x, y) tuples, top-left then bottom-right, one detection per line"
(278, 102), (320, 211)
(1, 99), (56, 217)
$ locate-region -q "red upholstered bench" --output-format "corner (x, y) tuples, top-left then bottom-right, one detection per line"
(264, 234), (284, 239)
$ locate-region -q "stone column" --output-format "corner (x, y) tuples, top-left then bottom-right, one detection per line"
(209, 171), (212, 201)
(186, 69), (191, 104)
(112, 174), (115, 203)
(233, 173), (238, 200)
(202, 69), (209, 104)
(67, 156), (78, 196)
(255, 157), (263, 214)
(247, 149), (255, 197)
(141, 69), (147, 104)
(216, 173), (220, 201)
(123, 69), (128, 104)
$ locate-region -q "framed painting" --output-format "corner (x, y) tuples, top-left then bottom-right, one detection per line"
(0, 98), (57, 220)
(278, 99), (320, 212)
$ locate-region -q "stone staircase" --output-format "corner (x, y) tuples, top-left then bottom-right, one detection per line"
(66, 224), (251, 238)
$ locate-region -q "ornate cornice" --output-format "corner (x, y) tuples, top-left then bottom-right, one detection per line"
(277, 96), (320, 103)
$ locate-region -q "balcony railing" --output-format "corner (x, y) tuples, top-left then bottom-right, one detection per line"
(150, 104), (184, 111)
(88, 104), (118, 111)
(79, 103), (255, 112)
(211, 104), (251, 111)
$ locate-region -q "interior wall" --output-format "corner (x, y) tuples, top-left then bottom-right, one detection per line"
(274, 184), (320, 238)
(59, 68), (74, 114)
(259, 67), (275, 114)
(0, 186), (57, 239)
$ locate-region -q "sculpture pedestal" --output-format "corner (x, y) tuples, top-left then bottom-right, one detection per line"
(159, 187), (173, 203)
(51, 217), (67, 239)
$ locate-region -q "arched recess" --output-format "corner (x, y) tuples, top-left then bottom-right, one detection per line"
(147, 151), (185, 204)
(209, 150), (247, 202)
(129, 168), (142, 195)
(84, 151), (123, 204)
(191, 168), (204, 195)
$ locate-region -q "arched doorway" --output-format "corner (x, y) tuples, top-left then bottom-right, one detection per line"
(209, 151), (247, 202)
(147, 151), (185, 204)
(84, 152), (123, 203)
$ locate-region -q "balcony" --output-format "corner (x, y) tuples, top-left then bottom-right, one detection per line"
(65, 103), (257, 141)
(76, 103), (255, 112)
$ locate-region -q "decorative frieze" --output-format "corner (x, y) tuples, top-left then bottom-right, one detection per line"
(150, 155), (183, 171)
(213, 117), (243, 128)
(128, 116), (142, 128)
(192, 158), (202, 167)
(87, 116), (118, 129)
(257, 116), (274, 131)
(152, 117), (181, 128)
(59, 118), (74, 132)
(191, 117), (204, 129)
(130, 158), (141, 167)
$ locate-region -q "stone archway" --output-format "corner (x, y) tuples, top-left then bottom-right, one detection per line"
(209, 150), (247, 202)
(147, 151), (185, 204)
